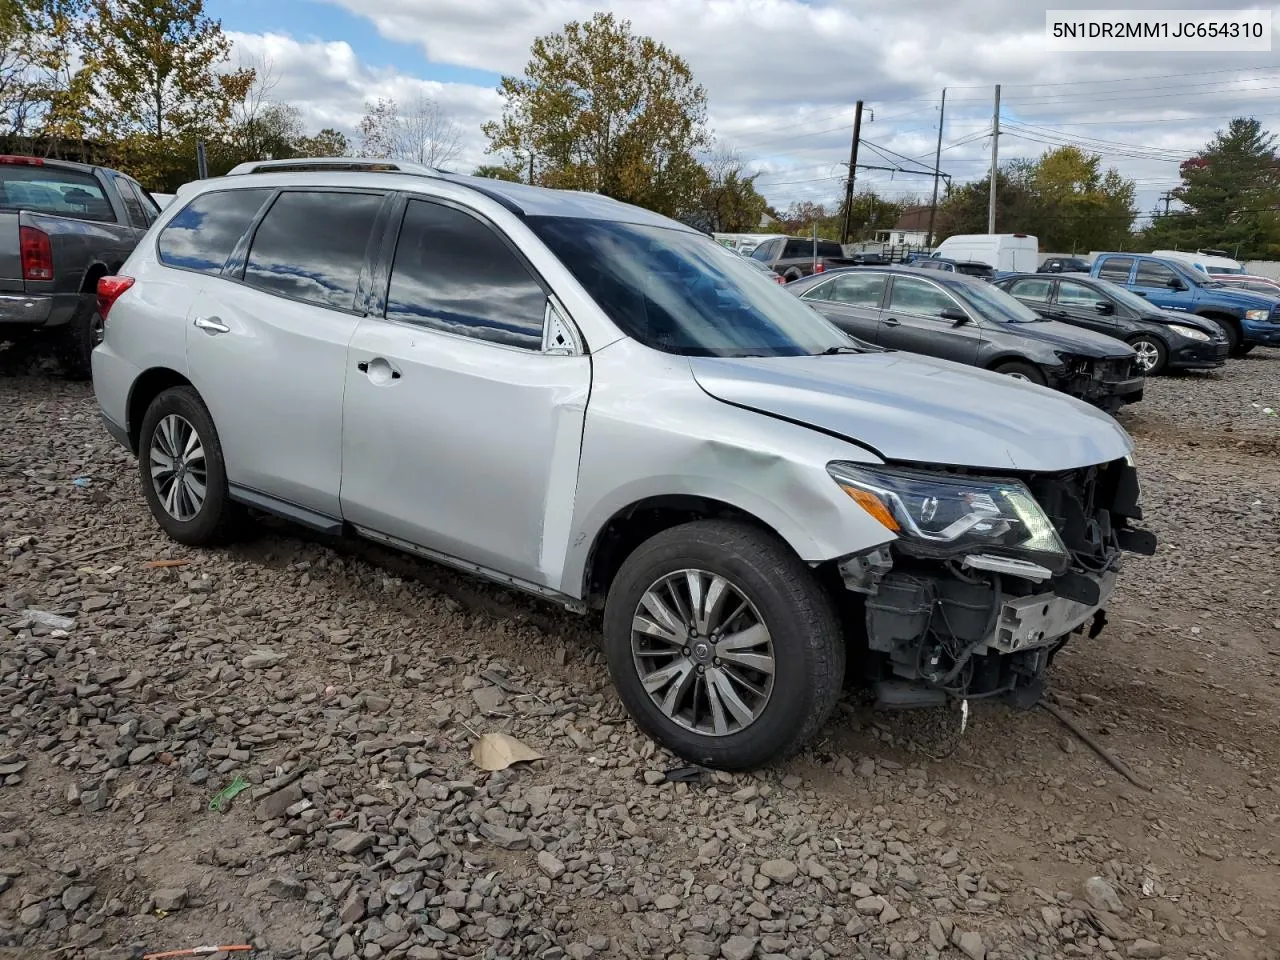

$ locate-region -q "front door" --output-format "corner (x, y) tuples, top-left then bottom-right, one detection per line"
(1131, 259), (1196, 313)
(1054, 278), (1123, 336)
(340, 196), (590, 587)
(185, 187), (387, 518)
(880, 274), (984, 365)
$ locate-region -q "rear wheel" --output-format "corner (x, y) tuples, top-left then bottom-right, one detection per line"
(138, 386), (244, 546)
(1128, 335), (1167, 375)
(602, 519), (845, 770)
(56, 303), (104, 380)
(993, 360), (1047, 385)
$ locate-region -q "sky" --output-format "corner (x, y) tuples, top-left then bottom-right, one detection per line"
(206, 0), (1280, 227)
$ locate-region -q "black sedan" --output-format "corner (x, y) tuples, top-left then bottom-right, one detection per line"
(993, 272), (1229, 375)
(787, 266), (1145, 412)
(1038, 256), (1090, 273)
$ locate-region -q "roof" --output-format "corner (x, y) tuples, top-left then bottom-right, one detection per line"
(221, 156), (692, 230)
(889, 205), (932, 232)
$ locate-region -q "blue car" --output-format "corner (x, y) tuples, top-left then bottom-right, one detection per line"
(1089, 253), (1280, 355)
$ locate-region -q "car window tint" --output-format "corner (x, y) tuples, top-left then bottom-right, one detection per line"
(129, 180), (161, 222)
(244, 191), (383, 311)
(0, 165), (115, 222)
(1010, 278), (1052, 300)
(1097, 257), (1133, 282)
(112, 174), (149, 227)
(1058, 280), (1103, 307)
(157, 188), (273, 275)
(783, 238), (811, 259)
(816, 240), (844, 258)
(826, 273), (886, 307)
(749, 240), (775, 262)
(386, 199), (545, 350)
(888, 276), (961, 318)
(1134, 261), (1177, 287)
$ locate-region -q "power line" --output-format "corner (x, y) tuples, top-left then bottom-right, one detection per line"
(940, 64), (1280, 91)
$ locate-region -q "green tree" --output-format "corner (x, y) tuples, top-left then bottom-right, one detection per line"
(694, 147), (768, 232)
(1143, 118), (1280, 259)
(1027, 146), (1136, 251)
(472, 163), (523, 182)
(294, 127), (349, 157)
(83, 0), (252, 183)
(1, 0), (92, 142)
(483, 12), (709, 217)
(935, 161), (1037, 240)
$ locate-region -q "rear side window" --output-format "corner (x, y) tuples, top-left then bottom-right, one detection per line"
(816, 240), (844, 258)
(1097, 257), (1133, 283)
(810, 273), (886, 308)
(0, 163), (115, 222)
(112, 174), (149, 227)
(385, 199), (545, 350)
(1058, 280), (1103, 307)
(244, 191), (384, 311)
(158, 189), (272, 275)
(1008, 278), (1052, 301)
(783, 238), (813, 259)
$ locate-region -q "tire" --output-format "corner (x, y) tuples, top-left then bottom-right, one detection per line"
(602, 519), (845, 771)
(783, 269), (803, 283)
(56, 303), (104, 381)
(1127, 335), (1167, 375)
(993, 360), (1047, 386)
(1205, 316), (1240, 353)
(1233, 343), (1255, 358)
(138, 386), (243, 546)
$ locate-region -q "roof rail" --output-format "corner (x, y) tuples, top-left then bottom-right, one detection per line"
(226, 157), (443, 177)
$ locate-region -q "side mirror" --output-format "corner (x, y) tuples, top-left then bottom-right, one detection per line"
(1094, 300), (1115, 315)
(940, 307), (969, 325)
(1167, 277), (1187, 290)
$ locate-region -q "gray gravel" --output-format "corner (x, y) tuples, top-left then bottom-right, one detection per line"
(1, 342), (1278, 959)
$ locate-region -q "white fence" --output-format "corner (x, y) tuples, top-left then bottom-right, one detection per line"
(1244, 261), (1280, 280)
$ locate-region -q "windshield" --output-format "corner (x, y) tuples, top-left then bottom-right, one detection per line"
(954, 276), (1044, 323)
(529, 217), (855, 357)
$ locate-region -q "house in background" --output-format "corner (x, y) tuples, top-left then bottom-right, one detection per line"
(875, 205), (932, 246)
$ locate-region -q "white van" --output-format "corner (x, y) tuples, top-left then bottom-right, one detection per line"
(1151, 249), (1244, 276)
(934, 233), (1039, 272)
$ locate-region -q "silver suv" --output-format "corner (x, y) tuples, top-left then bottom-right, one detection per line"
(92, 159), (1156, 770)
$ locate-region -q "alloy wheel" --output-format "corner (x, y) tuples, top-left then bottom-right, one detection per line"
(630, 569), (775, 737)
(1003, 371), (1031, 381)
(90, 313), (105, 348)
(149, 414), (208, 522)
(1132, 340), (1160, 373)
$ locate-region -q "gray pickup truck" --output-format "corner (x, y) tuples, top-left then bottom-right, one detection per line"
(748, 236), (860, 282)
(0, 154), (159, 377)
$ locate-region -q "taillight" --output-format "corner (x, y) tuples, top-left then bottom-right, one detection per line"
(96, 275), (135, 318)
(19, 226), (53, 281)
(814, 262), (826, 273)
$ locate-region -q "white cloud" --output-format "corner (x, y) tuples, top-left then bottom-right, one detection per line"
(226, 0), (1280, 216)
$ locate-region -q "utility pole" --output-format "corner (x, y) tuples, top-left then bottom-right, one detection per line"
(840, 101), (864, 245)
(987, 84), (1000, 234)
(1158, 191), (1173, 216)
(528, 152), (535, 185)
(926, 88), (946, 248)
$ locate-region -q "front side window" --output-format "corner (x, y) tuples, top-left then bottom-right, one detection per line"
(1057, 280), (1104, 307)
(529, 217), (853, 358)
(1009, 278), (1052, 301)
(820, 273), (887, 308)
(1134, 261), (1178, 288)
(157, 188), (272, 275)
(244, 191), (383, 311)
(1097, 257), (1133, 283)
(0, 164), (115, 222)
(385, 199), (546, 350)
(887, 276), (963, 318)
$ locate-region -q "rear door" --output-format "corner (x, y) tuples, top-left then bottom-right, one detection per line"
(339, 195), (590, 585)
(184, 187), (387, 519)
(880, 274), (983, 364)
(797, 272), (887, 343)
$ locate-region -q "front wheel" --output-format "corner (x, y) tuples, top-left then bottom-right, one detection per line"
(1128, 335), (1167, 375)
(1233, 343), (1255, 357)
(602, 520), (845, 770)
(993, 360), (1047, 385)
(138, 386), (243, 546)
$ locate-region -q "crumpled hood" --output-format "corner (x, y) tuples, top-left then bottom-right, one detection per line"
(1137, 309), (1222, 336)
(689, 352), (1133, 472)
(1005, 319), (1137, 357)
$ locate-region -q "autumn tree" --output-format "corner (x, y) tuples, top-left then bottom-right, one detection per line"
(357, 95), (462, 168)
(1028, 146), (1136, 250)
(1143, 118), (1280, 259)
(483, 12), (709, 217)
(694, 146), (768, 232)
(473, 163), (523, 182)
(1, 0), (91, 144)
(295, 127), (349, 157)
(83, 0), (252, 184)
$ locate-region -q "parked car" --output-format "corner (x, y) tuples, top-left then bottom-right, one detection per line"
(1211, 274), (1280, 297)
(729, 247), (787, 284)
(787, 266), (1144, 412)
(1038, 256), (1090, 274)
(912, 257), (996, 281)
(994, 272), (1228, 375)
(1090, 252), (1280, 355)
(748, 235), (859, 281)
(934, 233), (1039, 272)
(0, 153), (161, 376)
(152, 192), (177, 209)
(1151, 249), (1244, 276)
(92, 158), (1155, 770)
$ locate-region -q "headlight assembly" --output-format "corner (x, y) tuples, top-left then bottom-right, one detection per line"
(1245, 309), (1270, 322)
(828, 463), (1068, 565)
(1167, 324), (1209, 342)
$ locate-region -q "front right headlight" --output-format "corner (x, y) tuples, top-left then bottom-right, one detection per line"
(1245, 309), (1270, 321)
(827, 463), (1068, 567)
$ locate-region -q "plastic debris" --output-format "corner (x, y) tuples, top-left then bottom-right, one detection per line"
(208, 775), (251, 811)
(663, 765), (706, 783)
(72, 477), (92, 487)
(141, 946), (253, 959)
(470, 732), (544, 771)
(22, 609), (76, 631)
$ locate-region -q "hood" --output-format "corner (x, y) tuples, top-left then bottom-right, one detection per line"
(1134, 308), (1221, 335)
(1197, 283), (1280, 309)
(689, 352), (1132, 472)
(998, 318), (1136, 357)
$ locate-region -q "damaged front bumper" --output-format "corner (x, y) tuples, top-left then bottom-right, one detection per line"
(1057, 356), (1145, 413)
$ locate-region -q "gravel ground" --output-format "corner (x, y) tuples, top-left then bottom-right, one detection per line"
(1, 343), (1278, 960)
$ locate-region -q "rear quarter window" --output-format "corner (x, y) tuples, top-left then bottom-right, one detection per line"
(157, 189), (274, 275)
(0, 164), (115, 222)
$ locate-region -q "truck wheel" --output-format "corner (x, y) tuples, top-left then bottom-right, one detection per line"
(602, 519), (845, 770)
(1128, 335), (1167, 375)
(993, 360), (1047, 385)
(138, 387), (244, 546)
(1204, 316), (1240, 353)
(56, 304), (104, 381)
(783, 269), (803, 283)
(1235, 344), (1255, 357)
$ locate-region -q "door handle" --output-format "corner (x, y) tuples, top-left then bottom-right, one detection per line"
(193, 316), (229, 335)
(357, 358), (400, 381)
(882, 317), (901, 327)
